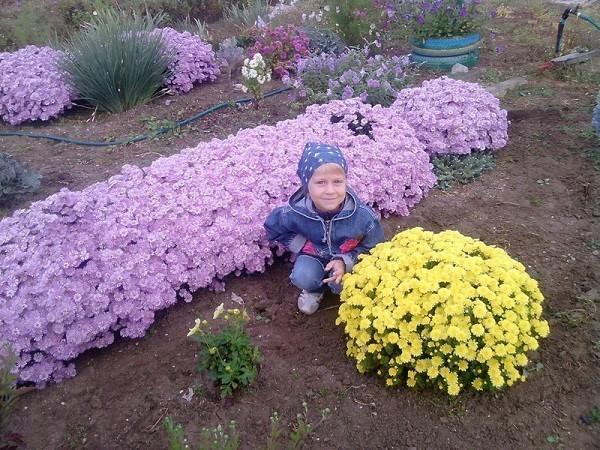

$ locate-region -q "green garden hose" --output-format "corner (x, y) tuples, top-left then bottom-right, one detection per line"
(0, 86), (292, 147)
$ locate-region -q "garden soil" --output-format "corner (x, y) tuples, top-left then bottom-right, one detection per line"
(2, 28), (600, 450)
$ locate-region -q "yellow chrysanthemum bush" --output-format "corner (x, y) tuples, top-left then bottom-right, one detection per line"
(336, 228), (550, 395)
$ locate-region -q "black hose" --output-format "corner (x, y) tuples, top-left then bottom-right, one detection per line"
(555, 7), (572, 56)
(0, 86), (292, 147)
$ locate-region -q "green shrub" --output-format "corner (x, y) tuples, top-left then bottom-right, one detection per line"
(432, 151), (495, 190)
(60, 8), (172, 113)
(188, 304), (261, 398)
(302, 27), (346, 55)
(325, 0), (377, 46)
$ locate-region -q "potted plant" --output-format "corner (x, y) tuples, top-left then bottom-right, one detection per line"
(407, 0), (485, 70)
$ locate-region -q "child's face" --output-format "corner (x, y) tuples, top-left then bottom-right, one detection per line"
(307, 163), (347, 212)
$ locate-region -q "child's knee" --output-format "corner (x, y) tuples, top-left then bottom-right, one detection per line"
(290, 270), (322, 292)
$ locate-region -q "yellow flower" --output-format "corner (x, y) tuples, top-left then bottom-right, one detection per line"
(336, 228), (549, 396)
(387, 332), (399, 344)
(471, 323), (485, 336)
(472, 378), (484, 391)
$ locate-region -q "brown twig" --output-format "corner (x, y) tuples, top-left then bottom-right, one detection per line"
(145, 408), (168, 433)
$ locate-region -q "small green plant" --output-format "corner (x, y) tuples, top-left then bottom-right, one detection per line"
(265, 412), (282, 450)
(480, 68), (503, 84)
(188, 303), (261, 397)
(60, 7), (172, 113)
(163, 404), (331, 449)
(139, 116), (182, 140)
(581, 406), (600, 424)
(288, 401), (330, 450)
(164, 416), (187, 450)
(198, 421), (240, 450)
(432, 151), (495, 190)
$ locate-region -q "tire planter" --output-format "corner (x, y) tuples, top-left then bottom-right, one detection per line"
(410, 33), (482, 70)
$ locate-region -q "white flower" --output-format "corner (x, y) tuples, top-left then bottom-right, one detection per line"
(266, 73), (271, 82)
(302, 13), (306, 21)
(213, 303), (224, 319)
(257, 75), (265, 84)
(241, 85), (248, 93)
(249, 69), (258, 78)
(324, 5), (330, 12)
(253, 53), (263, 61)
(241, 66), (249, 77)
(243, 58), (249, 65)
(249, 59), (258, 69)
(187, 318), (202, 337)
(336, 6), (340, 13)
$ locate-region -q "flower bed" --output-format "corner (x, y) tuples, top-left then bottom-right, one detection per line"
(285, 50), (410, 107)
(392, 77), (508, 155)
(0, 99), (435, 385)
(153, 27), (220, 94)
(336, 227), (550, 395)
(0, 46), (75, 125)
(248, 24), (309, 79)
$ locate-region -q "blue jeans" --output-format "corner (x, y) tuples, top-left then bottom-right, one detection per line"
(290, 255), (342, 294)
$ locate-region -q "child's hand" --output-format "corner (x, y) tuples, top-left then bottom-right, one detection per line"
(323, 259), (345, 285)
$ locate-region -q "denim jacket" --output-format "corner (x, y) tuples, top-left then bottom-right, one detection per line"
(264, 187), (385, 272)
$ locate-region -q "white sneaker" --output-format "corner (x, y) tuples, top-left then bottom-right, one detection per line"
(297, 290), (324, 315)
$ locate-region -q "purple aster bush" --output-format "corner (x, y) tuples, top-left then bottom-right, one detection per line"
(392, 77), (508, 155)
(0, 46), (75, 125)
(0, 98), (434, 386)
(153, 27), (220, 94)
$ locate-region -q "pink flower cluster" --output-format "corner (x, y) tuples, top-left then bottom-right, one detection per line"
(392, 77), (508, 155)
(0, 46), (75, 125)
(152, 27), (220, 94)
(0, 98), (434, 386)
(249, 24), (310, 78)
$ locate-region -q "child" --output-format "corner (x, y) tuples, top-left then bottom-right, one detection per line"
(264, 142), (384, 315)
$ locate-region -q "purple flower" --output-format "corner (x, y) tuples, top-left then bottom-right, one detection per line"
(0, 46), (75, 125)
(152, 28), (220, 94)
(367, 79), (381, 88)
(392, 77), (509, 155)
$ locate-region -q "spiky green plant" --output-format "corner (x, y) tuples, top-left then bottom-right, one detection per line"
(60, 8), (172, 113)
(224, 0), (270, 29)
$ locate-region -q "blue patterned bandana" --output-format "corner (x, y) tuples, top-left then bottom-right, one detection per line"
(296, 142), (348, 187)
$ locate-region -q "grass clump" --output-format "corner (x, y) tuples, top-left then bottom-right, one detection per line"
(60, 8), (172, 113)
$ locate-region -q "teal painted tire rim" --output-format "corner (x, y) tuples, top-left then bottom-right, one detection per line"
(409, 50), (481, 70)
(411, 33), (482, 50)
